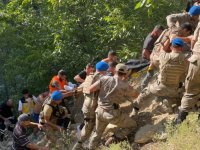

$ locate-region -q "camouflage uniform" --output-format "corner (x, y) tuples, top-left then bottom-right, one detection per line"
(88, 76), (137, 150)
(137, 51), (189, 109)
(166, 13), (198, 30)
(179, 24), (200, 112)
(79, 72), (101, 142)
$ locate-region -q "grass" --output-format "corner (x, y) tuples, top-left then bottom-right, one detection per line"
(153, 113), (200, 150)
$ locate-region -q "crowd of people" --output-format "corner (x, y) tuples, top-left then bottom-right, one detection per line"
(1, 1), (200, 150)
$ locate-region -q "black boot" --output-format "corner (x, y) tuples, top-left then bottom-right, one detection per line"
(175, 111), (188, 124)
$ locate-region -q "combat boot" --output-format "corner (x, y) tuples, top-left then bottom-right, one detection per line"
(72, 142), (84, 150)
(175, 110), (188, 124)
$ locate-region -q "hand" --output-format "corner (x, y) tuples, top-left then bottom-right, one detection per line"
(37, 124), (43, 130)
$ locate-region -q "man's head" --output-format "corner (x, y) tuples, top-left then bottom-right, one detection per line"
(18, 114), (31, 127)
(58, 69), (67, 81)
(85, 63), (95, 74)
(22, 89), (29, 99)
(6, 99), (13, 107)
(95, 61), (109, 75)
(108, 50), (117, 62)
(115, 63), (128, 77)
(51, 90), (63, 104)
(152, 25), (164, 37)
(178, 22), (193, 36)
(108, 61), (118, 75)
(189, 5), (200, 21)
(171, 38), (184, 52)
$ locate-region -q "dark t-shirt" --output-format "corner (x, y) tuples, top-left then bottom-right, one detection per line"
(142, 33), (157, 56)
(12, 123), (30, 150)
(78, 70), (87, 80)
(0, 102), (13, 122)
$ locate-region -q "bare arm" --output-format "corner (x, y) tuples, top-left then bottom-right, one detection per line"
(74, 75), (85, 83)
(142, 49), (151, 60)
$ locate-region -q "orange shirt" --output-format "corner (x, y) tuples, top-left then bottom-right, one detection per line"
(49, 76), (67, 93)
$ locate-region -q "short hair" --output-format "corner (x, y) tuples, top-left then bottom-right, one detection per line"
(22, 89), (29, 94)
(154, 25), (164, 31)
(58, 69), (67, 76)
(108, 50), (117, 56)
(86, 63), (94, 68)
(180, 22), (193, 33)
(109, 61), (118, 68)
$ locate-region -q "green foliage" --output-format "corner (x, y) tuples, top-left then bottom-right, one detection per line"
(154, 113), (200, 150)
(0, 0), (185, 101)
(102, 141), (132, 150)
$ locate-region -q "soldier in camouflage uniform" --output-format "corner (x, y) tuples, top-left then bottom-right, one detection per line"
(141, 23), (193, 90)
(88, 64), (137, 150)
(166, 5), (200, 30)
(176, 22), (200, 123)
(72, 61), (109, 150)
(136, 38), (189, 111)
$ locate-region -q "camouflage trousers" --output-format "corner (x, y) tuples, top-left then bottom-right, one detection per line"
(180, 54), (200, 112)
(137, 80), (182, 109)
(89, 107), (137, 149)
(80, 94), (97, 142)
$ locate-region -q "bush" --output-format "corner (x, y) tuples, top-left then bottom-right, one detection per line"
(154, 113), (200, 150)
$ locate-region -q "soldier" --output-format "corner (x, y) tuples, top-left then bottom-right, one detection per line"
(176, 22), (200, 124)
(72, 61), (109, 150)
(136, 38), (189, 111)
(141, 23), (193, 90)
(88, 63), (137, 150)
(166, 5), (200, 30)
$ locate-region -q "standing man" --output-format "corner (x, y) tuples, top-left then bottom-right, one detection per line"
(142, 25), (164, 61)
(72, 61), (109, 150)
(176, 22), (200, 124)
(18, 89), (37, 115)
(166, 5), (200, 30)
(102, 50), (118, 63)
(74, 63), (95, 84)
(88, 63), (137, 150)
(136, 38), (189, 111)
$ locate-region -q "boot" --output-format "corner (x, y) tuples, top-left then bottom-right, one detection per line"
(72, 142), (84, 150)
(175, 110), (188, 124)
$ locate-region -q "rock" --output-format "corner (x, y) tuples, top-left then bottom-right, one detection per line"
(134, 124), (156, 144)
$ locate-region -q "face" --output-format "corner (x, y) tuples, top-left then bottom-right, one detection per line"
(7, 99), (13, 107)
(86, 67), (94, 74)
(60, 75), (66, 81)
(191, 15), (199, 21)
(181, 29), (191, 37)
(109, 66), (115, 74)
(23, 93), (29, 99)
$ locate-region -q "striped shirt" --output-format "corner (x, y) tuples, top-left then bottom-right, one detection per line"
(12, 123), (30, 150)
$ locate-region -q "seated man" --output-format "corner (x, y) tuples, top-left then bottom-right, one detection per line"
(0, 99), (17, 141)
(12, 114), (48, 150)
(135, 38), (189, 112)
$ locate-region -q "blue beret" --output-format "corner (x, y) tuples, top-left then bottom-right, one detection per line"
(171, 38), (184, 47)
(189, 6), (200, 16)
(96, 61), (109, 71)
(51, 91), (63, 101)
